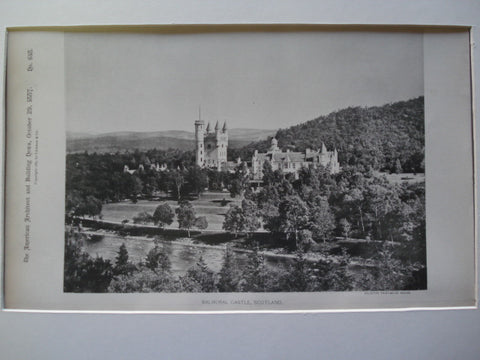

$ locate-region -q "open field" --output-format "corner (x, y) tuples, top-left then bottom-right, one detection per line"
(101, 191), (242, 231)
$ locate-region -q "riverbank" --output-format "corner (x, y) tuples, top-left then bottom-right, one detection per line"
(80, 229), (331, 264)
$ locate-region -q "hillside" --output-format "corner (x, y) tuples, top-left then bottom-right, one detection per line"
(230, 97), (425, 173)
(66, 128), (276, 154)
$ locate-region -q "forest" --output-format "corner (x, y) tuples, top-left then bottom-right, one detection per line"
(230, 97), (425, 173)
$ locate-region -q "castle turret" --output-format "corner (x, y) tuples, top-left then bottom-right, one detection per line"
(321, 142), (327, 153)
(214, 120), (221, 139)
(270, 138), (279, 152)
(194, 115), (228, 171)
(195, 119), (205, 167)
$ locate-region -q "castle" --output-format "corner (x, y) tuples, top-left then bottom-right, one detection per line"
(194, 119), (340, 177)
(251, 138), (340, 179)
(195, 118), (229, 170)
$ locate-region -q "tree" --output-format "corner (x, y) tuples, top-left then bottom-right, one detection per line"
(278, 195), (310, 248)
(363, 182), (401, 240)
(133, 211), (153, 224)
(153, 203), (174, 229)
(241, 199), (261, 237)
(65, 191), (84, 217)
(207, 169), (227, 191)
(145, 245), (171, 273)
(194, 216), (208, 231)
(395, 158), (403, 174)
(343, 187), (366, 234)
(223, 205), (244, 238)
(359, 243), (413, 291)
(261, 160), (276, 184)
(223, 199), (261, 238)
(228, 162), (250, 198)
(115, 243), (129, 268)
(283, 251), (311, 291)
(339, 218), (351, 239)
(108, 268), (179, 293)
(82, 195), (103, 218)
(170, 169), (185, 200)
(239, 247), (268, 292)
(130, 176), (144, 203)
(308, 196), (335, 243)
(114, 243), (136, 276)
(298, 229), (315, 251)
(181, 256), (216, 292)
(64, 235), (113, 292)
(186, 166), (208, 198)
(175, 200), (196, 237)
(217, 246), (239, 292)
(260, 199), (281, 233)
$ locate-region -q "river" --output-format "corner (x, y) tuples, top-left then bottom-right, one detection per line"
(82, 233), (294, 276)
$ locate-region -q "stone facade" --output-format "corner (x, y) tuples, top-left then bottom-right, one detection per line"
(194, 120), (340, 177)
(251, 138), (340, 179)
(195, 119), (228, 170)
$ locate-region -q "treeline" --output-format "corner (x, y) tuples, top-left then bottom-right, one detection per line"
(229, 97), (425, 173)
(222, 162), (426, 267)
(64, 231), (424, 293)
(65, 149), (240, 217)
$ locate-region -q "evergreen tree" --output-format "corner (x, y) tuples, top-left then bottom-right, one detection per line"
(217, 246), (239, 292)
(64, 233), (114, 293)
(239, 247), (268, 292)
(284, 251), (311, 291)
(182, 256), (216, 292)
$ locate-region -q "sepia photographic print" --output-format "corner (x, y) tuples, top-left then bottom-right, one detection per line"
(63, 30), (427, 295)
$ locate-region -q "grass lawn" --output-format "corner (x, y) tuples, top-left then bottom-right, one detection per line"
(101, 192), (241, 231)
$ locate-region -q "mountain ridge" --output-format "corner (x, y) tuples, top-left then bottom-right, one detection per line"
(66, 128), (276, 154)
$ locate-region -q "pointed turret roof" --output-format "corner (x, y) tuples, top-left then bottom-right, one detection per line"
(206, 122), (211, 132)
(222, 121), (227, 132)
(321, 142), (327, 153)
(214, 121), (219, 131)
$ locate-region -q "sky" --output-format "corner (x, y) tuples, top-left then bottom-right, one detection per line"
(65, 30), (423, 134)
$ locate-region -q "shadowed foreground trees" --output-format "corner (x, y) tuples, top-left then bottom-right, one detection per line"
(65, 232), (424, 293)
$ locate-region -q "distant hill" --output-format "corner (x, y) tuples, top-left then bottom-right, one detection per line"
(230, 97), (425, 173)
(66, 128), (276, 154)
